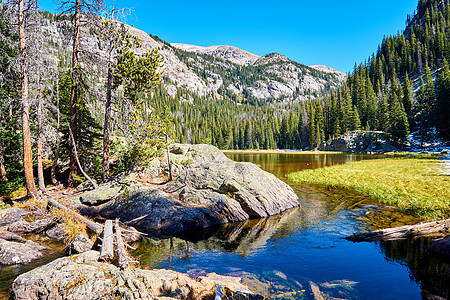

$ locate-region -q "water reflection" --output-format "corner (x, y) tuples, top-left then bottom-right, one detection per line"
(131, 153), (448, 299)
(378, 238), (450, 299)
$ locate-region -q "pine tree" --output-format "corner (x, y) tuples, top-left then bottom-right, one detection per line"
(436, 58), (450, 140)
(402, 72), (414, 130)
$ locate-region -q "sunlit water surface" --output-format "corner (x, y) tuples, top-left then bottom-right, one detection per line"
(132, 153), (449, 299)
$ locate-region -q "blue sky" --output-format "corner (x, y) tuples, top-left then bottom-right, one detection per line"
(39, 0), (418, 73)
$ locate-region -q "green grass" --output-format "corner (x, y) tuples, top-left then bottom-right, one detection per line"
(287, 157), (450, 219)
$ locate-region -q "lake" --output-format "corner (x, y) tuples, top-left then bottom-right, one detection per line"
(1, 152), (448, 299)
(132, 152), (450, 299)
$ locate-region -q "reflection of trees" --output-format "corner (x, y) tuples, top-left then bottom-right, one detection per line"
(193, 207), (300, 257)
(378, 238), (450, 299)
(132, 207), (301, 269)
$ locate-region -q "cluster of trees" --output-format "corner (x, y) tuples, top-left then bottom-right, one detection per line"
(0, 0), (166, 197)
(334, 0), (450, 143)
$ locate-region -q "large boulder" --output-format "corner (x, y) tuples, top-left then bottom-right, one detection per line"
(10, 250), (262, 300)
(78, 144), (299, 234)
(319, 130), (400, 152)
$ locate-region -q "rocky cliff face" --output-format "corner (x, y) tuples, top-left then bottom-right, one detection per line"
(39, 14), (345, 103)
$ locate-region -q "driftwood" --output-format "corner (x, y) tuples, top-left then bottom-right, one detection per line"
(346, 219), (450, 242)
(47, 198), (103, 234)
(99, 220), (114, 261)
(115, 218), (131, 270)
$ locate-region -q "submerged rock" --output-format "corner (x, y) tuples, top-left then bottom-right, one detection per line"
(78, 144), (299, 234)
(10, 250), (261, 300)
(319, 130), (400, 152)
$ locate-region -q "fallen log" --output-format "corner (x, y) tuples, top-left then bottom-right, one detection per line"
(47, 198), (103, 234)
(99, 220), (114, 261)
(115, 218), (131, 269)
(346, 219), (450, 242)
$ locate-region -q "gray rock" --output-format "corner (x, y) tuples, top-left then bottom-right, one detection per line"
(428, 235), (450, 259)
(46, 224), (68, 242)
(7, 217), (57, 234)
(0, 236), (46, 265)
(10, 250), (261, 300)
(79, 177), (125, 206)
(319, 130), (400, 152)
(65, 234), (93, 255)
(78, 144), (299, 234)
(0, 208), (29, 227)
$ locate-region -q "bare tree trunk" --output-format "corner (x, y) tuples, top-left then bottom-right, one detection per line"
(51, 78), (60, 186)
(36, 67), (46, 192)
(115, 218), (131, 270)
(47, 198), (103, 234)
(68, 0), (81, 187)
(99, 219), (114, 261)
(166, 133), (172, 181)
(102, 64), (113, 182)
(0, 108), (8, 182)
(68, 123), (98, 189)
(346, 219), (450, 242)
(19, 0), (37, 197)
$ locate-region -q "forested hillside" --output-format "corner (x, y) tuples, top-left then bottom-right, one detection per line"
(315, 0), (450, 144)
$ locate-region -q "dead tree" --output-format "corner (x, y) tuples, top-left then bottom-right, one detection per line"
(47, 198), (103, 234)
(346, 219), (450, 242)
(18, 0), (38, 197)
(68, 123), (98, 189)
(51, 78), (61, 186)
(36, 66), (46, 192)
(115, 218), (131, 269)
(99, 219), (114, 261)
(0, 109), (7, 182)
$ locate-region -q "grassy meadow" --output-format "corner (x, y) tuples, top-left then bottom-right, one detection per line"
(287, 156), (450, 219)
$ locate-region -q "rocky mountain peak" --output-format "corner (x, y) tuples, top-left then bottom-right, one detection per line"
(171, 43), (260, 66)
(254, 53), (290, 65)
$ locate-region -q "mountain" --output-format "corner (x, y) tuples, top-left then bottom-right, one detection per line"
(37, 14), (346, 106)
(169, 42), (346, 102)
(170, 43), (259, 66)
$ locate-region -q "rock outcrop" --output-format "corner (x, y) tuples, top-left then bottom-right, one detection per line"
(10, 250), (262, 300)
(78, 144), (299, 235)
(318, 130), (400, 152)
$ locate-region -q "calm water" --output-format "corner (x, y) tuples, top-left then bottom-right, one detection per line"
(132, 153), (450, 300)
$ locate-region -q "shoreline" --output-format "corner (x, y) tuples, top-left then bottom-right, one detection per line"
(287, 156), (450, 219)
(222, 149), (344, 155)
